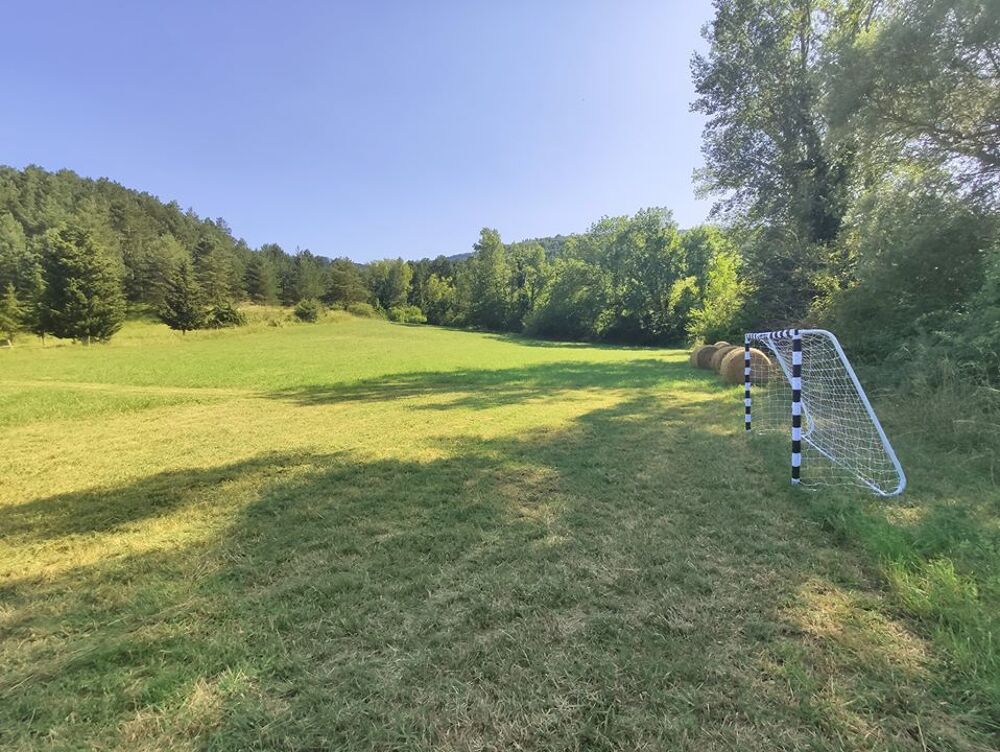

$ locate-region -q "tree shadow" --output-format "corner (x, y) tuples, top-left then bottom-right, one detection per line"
(1, 386), (989, 750)
(478, 332), (673, 351)
(0, 454), (296, 543)
(269, 358), (719, 411)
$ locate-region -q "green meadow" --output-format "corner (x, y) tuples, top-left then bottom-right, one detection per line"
(1, 313), (997, 751)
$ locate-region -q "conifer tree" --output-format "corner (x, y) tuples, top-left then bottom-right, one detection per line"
(0, 282), (24, 346)
(159, 258), (205, 333)
(244, 253), (278, 304)
(192, 236), (233, 305)
(39, 226), (125, 343)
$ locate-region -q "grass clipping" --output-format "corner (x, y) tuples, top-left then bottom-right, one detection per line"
(721, 347), (773, 385)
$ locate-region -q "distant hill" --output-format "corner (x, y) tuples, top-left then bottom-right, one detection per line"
(445, 234), (576, 264)
(520, 234), (574, 259)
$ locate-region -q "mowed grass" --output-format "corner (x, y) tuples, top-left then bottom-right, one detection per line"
(1, 313), (997, 751)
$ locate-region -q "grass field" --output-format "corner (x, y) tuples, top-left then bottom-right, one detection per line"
(1, 312), (997, 751)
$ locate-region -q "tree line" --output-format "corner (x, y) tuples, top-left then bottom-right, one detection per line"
(0, 164), (733, 347)
(1, 0), (996, 387)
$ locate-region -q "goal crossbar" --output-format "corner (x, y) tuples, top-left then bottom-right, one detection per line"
(744, 328), (907, 497)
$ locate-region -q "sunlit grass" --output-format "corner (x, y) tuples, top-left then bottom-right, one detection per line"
(1, 315), (996, 750)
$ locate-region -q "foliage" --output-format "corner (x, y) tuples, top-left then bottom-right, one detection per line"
(368, 258), (412, 310)
(692, 0), (850, 244)
(293, 298), (322, 323)
(244, 253), (278, 305)
(691, 0), (1000, 387)
(345, 301), (379, 318)
(506, 241), (548, 330)
(0, 282), (24, 345)
(386, 304), (427, 324)
(324, 258), (369, 307)
(204, 301), (246, 329)
(38, 226), (125, 343)
(525, 259), (611, 340)
(420, 273), (457, 325)
(456, 228), (512, 330)
(687, 248), (746, 343)
(819, 170), (995, 362)
(826, 0), (1000, 200)
(158, 258), (204, 334)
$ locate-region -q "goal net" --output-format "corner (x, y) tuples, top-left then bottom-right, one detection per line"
(743, 329), (906, 497)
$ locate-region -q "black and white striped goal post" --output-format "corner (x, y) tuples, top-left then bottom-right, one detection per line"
(742, 328), (906, 497)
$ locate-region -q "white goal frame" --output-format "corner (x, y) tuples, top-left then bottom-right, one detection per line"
(744, 328), (907, 497)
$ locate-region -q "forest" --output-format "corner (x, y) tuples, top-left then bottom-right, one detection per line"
(1, 0), (997, 392)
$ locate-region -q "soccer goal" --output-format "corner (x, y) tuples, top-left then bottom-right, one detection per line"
(743, 328), (906, 497)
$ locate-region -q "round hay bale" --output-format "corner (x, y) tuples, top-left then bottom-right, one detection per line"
(720, 347), (772, 385)
(695, 345), (719, 369)
(713, 340), (731, 347)
(710, 344), (741, 372)
(688, 345), (709, 367)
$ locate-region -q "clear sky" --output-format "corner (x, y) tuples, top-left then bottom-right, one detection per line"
(1, 1), (713, 261)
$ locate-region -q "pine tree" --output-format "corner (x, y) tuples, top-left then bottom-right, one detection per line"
(39, 226), (125, 343)
(324, 258), (370, 307)
(244, 253), (278, 304)
(0, 283), (24, 346)
(192, 236), (233, 305)
(159, 258), (205, 333)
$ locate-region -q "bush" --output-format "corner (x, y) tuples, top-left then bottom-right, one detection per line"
(820, 174), (994, 364)
(346, 302), (379, 318)
(387, 305), (427, 324)
(293, 298), (322, 323)
(205, 302), (246, 329)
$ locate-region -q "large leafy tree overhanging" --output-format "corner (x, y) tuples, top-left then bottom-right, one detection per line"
(827, 0), (1000, 201)
(692, 0), (850, 242)
(691, 0), (859, 324)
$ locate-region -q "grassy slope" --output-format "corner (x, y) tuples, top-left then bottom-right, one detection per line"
(0, 314), (996, 751)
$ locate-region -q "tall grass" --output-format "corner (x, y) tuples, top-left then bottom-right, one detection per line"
(802, 361), (1000, 734)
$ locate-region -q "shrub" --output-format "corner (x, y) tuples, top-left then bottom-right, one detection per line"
(205, 302), (246, 329)
(346, 302), (379, 318)
(820, 174), (994, 365)
(293, 298), (322, 323)
(387, 305), (427, 324)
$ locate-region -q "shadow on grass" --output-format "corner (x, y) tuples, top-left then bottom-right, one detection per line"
(478, 332), (678, 351)
(269, 358), (717, 410)
(0, 455), (291, 542)
(1, 377), (991, 750)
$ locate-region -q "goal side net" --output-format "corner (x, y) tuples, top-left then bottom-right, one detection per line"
(743, 328), (906, 497)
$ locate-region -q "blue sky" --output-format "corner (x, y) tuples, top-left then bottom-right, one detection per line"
(1, 1), (713, 261)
